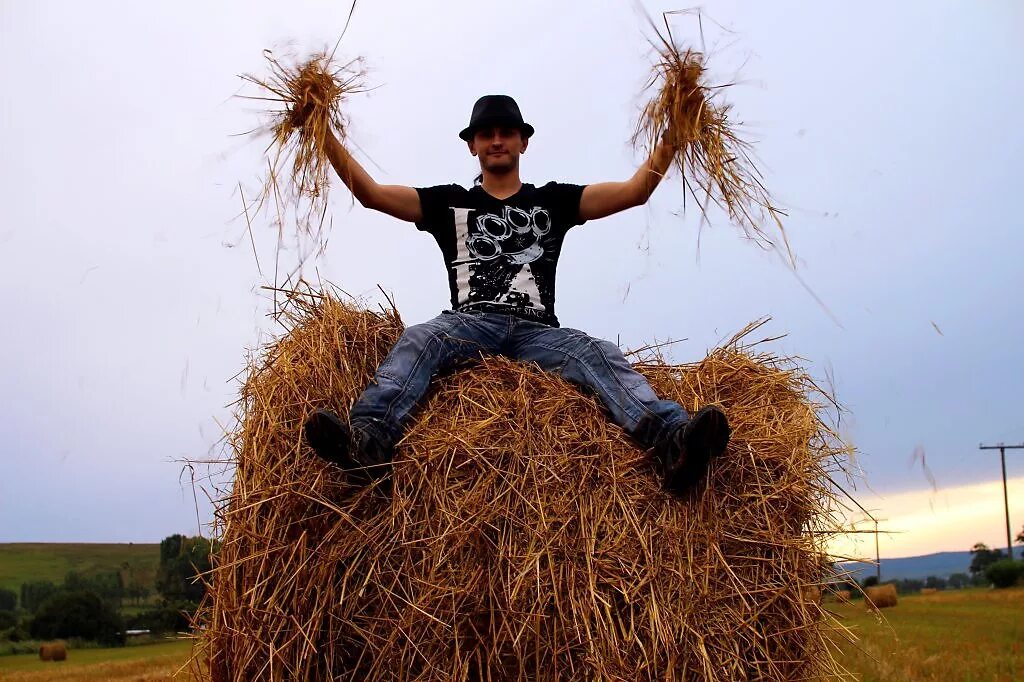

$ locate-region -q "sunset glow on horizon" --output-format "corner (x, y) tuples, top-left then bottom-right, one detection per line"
(829, 476), (1024, 561)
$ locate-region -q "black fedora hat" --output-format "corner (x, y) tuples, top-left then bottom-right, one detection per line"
(459, 95), (535, 141)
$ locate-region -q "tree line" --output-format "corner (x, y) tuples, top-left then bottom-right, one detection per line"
(832, 529), (1024, 596)
(0, 534), (214, 649)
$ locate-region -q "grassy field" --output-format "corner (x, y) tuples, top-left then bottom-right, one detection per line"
(0, 589), (1020, 679)
(0, 639), (192, 681)
(0, 543), (159, 594)
(832, 587), (1024, 681)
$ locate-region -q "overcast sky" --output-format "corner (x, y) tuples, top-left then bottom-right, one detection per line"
(1, 1), (1022, 558)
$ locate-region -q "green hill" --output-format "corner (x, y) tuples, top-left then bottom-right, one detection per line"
(0, 543), (159, 595)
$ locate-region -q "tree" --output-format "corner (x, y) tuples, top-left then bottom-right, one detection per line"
(862, 575), (879, 588)
(924, 575), (945, 590)
(969, 543), (1005, 575)
(65, 570), (124, 608)
(155, 534), (214, 603)
(29, 590), (124, 646)
(0, 587), (16, 611)
(985, 559), (1022, 588)
(20, 581), (59, 613)
(947, 573), (970, 589)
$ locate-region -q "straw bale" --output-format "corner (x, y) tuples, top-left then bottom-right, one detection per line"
(191, 286), (853, 680)
(39, 642), (66, 661)
(920, 587), (938, 596)
(865, 584), (898, 611)
(834, 589), (853, 604)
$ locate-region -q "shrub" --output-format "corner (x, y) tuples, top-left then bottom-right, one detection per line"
(985, 559), (1022, 588)
(124, 601), (198, 633)
(0, 588), (16, 611)
(20, 581), (59, 613)
(29, 590), (125, 646)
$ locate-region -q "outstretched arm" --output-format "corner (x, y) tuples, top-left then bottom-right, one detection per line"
(321, 129), (423, 223)
(578, 139), (675, 221)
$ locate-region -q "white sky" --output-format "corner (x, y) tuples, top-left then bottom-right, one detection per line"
(1, 1), (1022, 558)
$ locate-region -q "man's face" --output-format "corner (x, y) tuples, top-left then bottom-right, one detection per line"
(469, 126), (528, 174)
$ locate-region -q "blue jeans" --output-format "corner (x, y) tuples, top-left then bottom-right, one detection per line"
(349, 310), (688, 452)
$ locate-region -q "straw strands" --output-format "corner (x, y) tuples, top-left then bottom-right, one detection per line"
(240, 48), (367, 252)
(633, 11), (790, 261)
(190, 285), (855, 680)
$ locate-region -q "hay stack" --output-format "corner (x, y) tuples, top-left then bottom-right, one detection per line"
(191, 287), (852, 680)
(865, 584), (898, 611)
(920, 587), (938, 596)
(39, 642), (67, 661)
(834, 589), (853, 604)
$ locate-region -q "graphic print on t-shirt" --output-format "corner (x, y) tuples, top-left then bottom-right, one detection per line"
(454, 205), (552, 309)
(416, 183), (586, 326)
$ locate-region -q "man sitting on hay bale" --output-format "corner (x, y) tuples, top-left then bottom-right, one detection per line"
(303, 94), (730, 495)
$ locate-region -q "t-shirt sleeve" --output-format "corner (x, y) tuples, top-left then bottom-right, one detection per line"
(415, 184), (461, 234)
(542, 182), (588, 231)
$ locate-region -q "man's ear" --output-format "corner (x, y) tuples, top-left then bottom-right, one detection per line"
(521, 137), (529, 154)
(467, 140), (477, 157)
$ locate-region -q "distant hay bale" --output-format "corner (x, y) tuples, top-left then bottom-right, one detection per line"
(834, 589), (853, 604)
(865, 584), (898, 610)
(39, 642), (66, 661)
(801, 586), (822, 604)
(191, 286), (853, 680)
(920, 587), (938, 595)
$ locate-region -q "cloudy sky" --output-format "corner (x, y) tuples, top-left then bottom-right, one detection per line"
(2, 1), (1021, 559)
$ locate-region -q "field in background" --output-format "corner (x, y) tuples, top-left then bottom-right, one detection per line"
(0, 543), (159, 594)
(832, 587), (1023, 681)
(0, 639), (192, 680)
(1, 588), (1020, 679)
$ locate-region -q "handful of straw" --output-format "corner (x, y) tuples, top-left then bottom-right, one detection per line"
(634, 13), (790, 261)
(241, 49), (366, 251)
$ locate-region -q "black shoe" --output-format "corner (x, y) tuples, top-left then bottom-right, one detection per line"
(348, 428), (393, 484)
(303, 410), (393, 485)
(303, 409), (356, 469)
(662, 406), (731, 496)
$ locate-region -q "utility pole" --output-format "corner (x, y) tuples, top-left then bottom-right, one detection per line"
(875, 518), (881, 582)
(979, 443), (1024, 559)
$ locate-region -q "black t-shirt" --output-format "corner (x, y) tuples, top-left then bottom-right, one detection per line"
(415, 182), (587, 326)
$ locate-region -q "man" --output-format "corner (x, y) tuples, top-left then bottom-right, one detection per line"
(303, 94), (730, 495)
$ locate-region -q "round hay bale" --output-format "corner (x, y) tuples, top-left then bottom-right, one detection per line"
(192, 288), (851, 680)
(865, 584), (898, 611)
(801, 585), (822, 604)
(39, 641), (66, 661)
(834, 589), (853, 604)
(920, 587), (938, 596)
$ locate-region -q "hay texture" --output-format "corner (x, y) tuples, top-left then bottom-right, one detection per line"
(192, 287), (852, 680)
(865, 584), (898, 611)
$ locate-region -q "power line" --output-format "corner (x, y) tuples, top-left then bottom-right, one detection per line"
(978, 442), (1024, 559)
